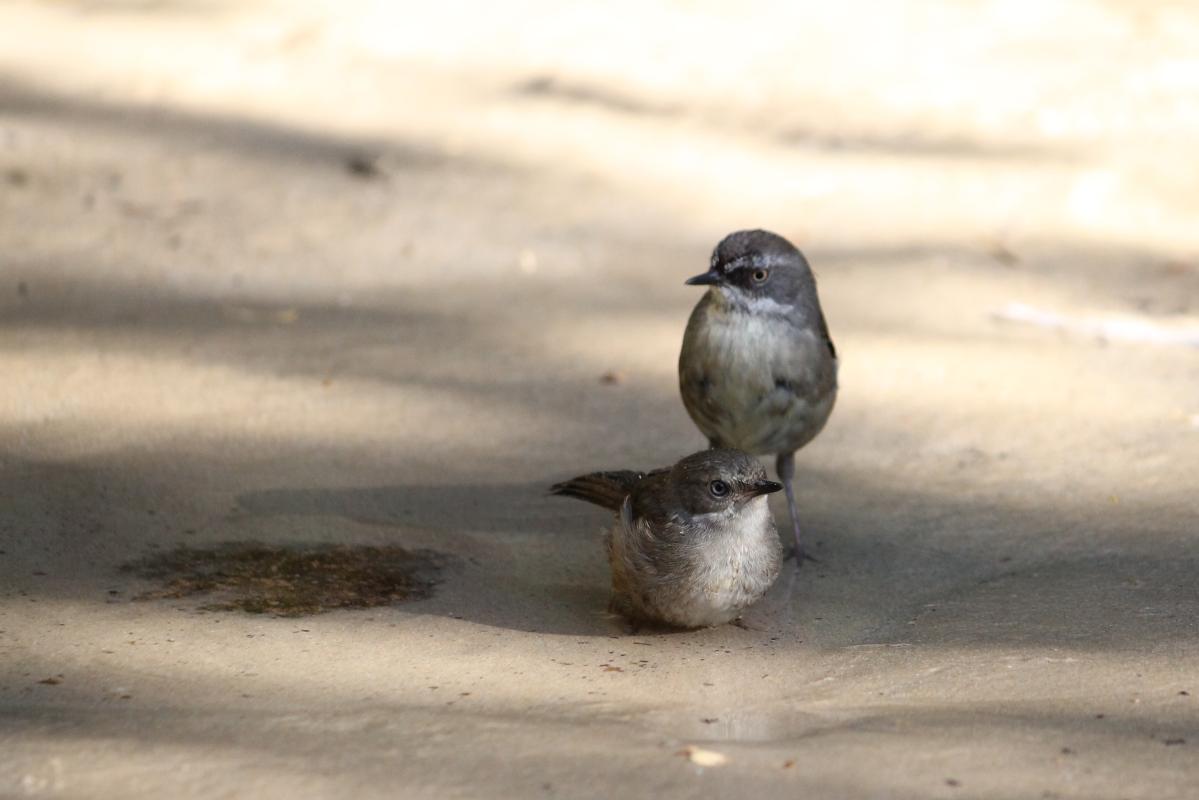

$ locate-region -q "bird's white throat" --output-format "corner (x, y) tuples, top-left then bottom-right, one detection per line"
(713, 285), (795, 317)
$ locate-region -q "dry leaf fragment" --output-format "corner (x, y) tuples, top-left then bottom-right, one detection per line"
(677, 746), (727, 767)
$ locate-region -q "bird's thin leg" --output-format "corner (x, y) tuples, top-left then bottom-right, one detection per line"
(776, 452), (816, 566)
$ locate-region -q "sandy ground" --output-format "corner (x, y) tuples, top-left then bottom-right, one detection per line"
(2, 1), (1198, 797)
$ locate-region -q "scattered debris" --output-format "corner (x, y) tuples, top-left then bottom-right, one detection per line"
(677, 746), (727, 767)
(1163, 738), (1186, 746)
(121, 542), (444, 616)
(37, 676), (62, 685)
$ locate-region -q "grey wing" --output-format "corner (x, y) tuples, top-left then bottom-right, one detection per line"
(750, 324), (838, 451)
(624, 477), (693, 575)
(763, 328), (837, 406)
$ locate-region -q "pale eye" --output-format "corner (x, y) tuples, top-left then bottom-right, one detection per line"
(709, 479), (730, 497)
(752, 268), (769, 283)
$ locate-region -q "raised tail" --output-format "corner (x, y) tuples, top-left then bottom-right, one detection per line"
(550, 470), (644, 511)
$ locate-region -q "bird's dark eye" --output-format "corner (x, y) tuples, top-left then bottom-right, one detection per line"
(751, 269), (769, 283)
(709, 480), (730, 497)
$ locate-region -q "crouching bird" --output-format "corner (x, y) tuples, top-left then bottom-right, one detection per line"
(551, 449), (783, 629)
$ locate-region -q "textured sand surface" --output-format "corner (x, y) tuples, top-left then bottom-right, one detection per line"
(2, 2), (1198, 797)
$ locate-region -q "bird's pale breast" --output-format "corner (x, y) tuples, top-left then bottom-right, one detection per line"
(609, 497), (781, 628)
(680, 299), (836, 455)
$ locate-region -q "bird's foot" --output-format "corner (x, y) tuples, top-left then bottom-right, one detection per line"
(782, 545), (821, 566)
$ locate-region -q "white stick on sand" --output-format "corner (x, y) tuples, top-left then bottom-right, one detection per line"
(992, 302), (1199, 348)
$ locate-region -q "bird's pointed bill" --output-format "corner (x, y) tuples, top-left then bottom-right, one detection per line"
(684, 270), (721, 286)
(749, 479), (783, 497)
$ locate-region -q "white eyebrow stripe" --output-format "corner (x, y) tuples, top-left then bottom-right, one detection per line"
(720, 252), (786, 273)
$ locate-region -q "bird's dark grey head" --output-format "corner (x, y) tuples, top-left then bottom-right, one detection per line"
(669, 448), (782, 515)
(685, 229), (816, 311)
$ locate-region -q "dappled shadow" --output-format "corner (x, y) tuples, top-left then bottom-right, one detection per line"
(237, 482), (577, 537)
(227, 470), (1199, 645)
(0, 76), (503, 177)
(3, 6), (1199, 796)
(4, 240), (1196, 429)
(1, 228), (1196, 637)
(813, 239), (1199, 318)
(0, 676), (1194, 800)
(0, 267), (693, 462)
(2, 426), (1195, 643)
(507, 73), (1069, 162)
(3, 73), (1196, 332)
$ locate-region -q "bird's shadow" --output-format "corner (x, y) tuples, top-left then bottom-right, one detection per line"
(238, 482), (577, 536)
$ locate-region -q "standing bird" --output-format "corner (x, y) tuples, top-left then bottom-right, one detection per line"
(678, 230), (838, 564)
(550, 449), (783, 629)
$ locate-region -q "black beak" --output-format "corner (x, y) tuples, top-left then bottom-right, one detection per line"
(684, 270), (722, 286)
(749, 479), (783, 497)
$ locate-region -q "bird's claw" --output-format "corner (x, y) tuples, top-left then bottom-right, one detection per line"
(782, 546), (820, 566)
